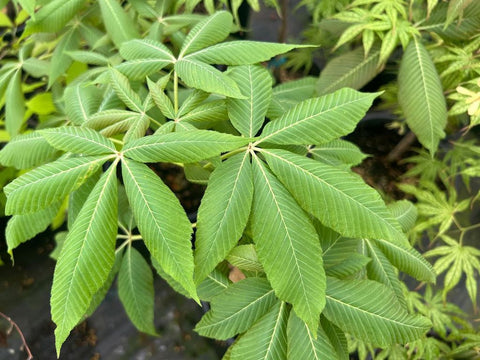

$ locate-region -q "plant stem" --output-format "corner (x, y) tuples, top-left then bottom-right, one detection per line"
(0, 312), (33, 360)
(220, 147), (248, 160)
(174, 71), (179, 115)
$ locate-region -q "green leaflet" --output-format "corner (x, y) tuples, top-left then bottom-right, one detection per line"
(66, 51), (110, 66)
(5, 155), (110, 215)
(22, 58), (50, 78)
(258, 88), (378, 145)
(178, 11), (232, 57)
(251, 156), (325, 335)
(388, 200), (418, 233)
(187, 41), (310, 65)
(40, 127), (116, 155)
(195, 277), (277, 340)
(226, 245), (263, 273)
(64, 85), (102, 125)
(179, 100), (228, 124)
(122, 130), (249, 163)
(230, 301), (289, 360)
(175, 59), (244, 98)
(120, 39), (175, 63)
(267, 77), (317, 119)
(178, 89), (209, 116)
(147, 77), (176, 119)
(118, 246), (157, 335)
(49, 28), (81, 86)
(6, 201), (62, 255)
(195, 152), (253, 284)
(109, 68), (143, 113)
(262, 149), (407, 245)
(310, 139), (367, 168)
(227, 65), (272, 137)
(51, 163), (118, 356)
(398, 38), (447, 155)
(5, 69), (25, 137)
(121, 159), (198, 301)
(152, 257), (192, 299)
(197, 265), (231, 301)
(373, 238), (436, 283)
(0, 132), (57, 169)
(320, 316), (349, 360)
(24, 0), (87, 34)
(114, 59), (170, 81)
(324, 277), (431, 347)
(364, 239), (407, 308)
(98, 0), (140, 47)
(317, 46), (381, 96)
(287, 311), (338, 360)
(68, 170), (101, 229)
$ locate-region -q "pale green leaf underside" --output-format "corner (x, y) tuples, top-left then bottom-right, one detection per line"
(317, 46), (381, 96)
(227, 65), (272, 137)
(123, 130), (249, 163)
(259, 88), (378, 145)
(175, 59), (244, 98)
(51, 164), (118, 356)
(251, 156), (325, 335)
(187, 41), (309, 65)
(287, 311), (338, 360)
(40, 127), (116, 155)
(324, 277), (431, 347)
(230, 301), (289, 360)
(5, 155), (109, 215)
(109, 68), (143, 113)
(179, 100), (228, 123)
(263, 149), (407, 244)
(398, 38), (447, 155)
(121, 159), (198, 301)
(118, 246), (157, 335)
(0, 132), (57, 169)
(195, 277), (277, 340)
(195, 152), (253, 284)
(310, 139), (367, 168)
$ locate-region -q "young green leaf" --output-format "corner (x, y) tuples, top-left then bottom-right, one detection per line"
(0, 132), (57, 169)
(179, 11), (232, 57)
(195, 277), (277, 339)
(398, 38), (447, 155)
(195, 152), (253, 284)
(226, 244), (263, 273)
(178, 89), (209, 116)
(230, 301), (290, 360)
(179, 100), (227, 124)
(49, 29), (81, 86)
(187, 41), (310, 65)
(324, 277), (431, 347)
(258, 88), (378, 145)
(118, 246), (157, 335)
(121, 158), (198, 301)
(123, 130), (249, 163)
(109, 68), (143, 113)
(40, 127), (116, 155)
(5, 69), (25, 137)
(287, 311), (338, 360)
(251, 156), (325, 335)
(24, 0), (87, 34)
(6, 202), (62, 255)
(388, 200), (418, 232)
(262, 149), (407, 245)
(309, 139), (367, 168)
(64, 85), (102, 125)
(317, 46), (381, 96)
(227, 65), (272, 137)
(147, 77), (176, 119)
(120, 39), (175, 63)
(51, 163), (118, 356)
(175, 59), (244, 98)
(98, 0), (140, 47)
(5, 155), (109, 215)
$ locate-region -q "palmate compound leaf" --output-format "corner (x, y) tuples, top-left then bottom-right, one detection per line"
(287, 311), (338, 360)
(122, 130), (249, 163)
(4, 155), (110, 215)
(178, 11), (232, 58)
(51, 162), (118, 356)
(227, 65), (272, 137)
(194, 152), (253, 284)
(40, 127), (117, 155)
(186, 41), (312, 65)
(118, 246), (156, 335)
(229, 301), (290, 360)
(398, 38), (447, 155)
(195, 277), (277, 340)
(175, 59), (244, 98)
(323, 277), (431, 347)
(251, 155), (326, 335)
(257, 88), (379, 146)
(121, 158), (198, 301)
(0, 132), (57, 169)
(262, 149), (408, 245)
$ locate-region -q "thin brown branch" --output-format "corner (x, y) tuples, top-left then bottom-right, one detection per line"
(386, 131), (417, 163)
(0, 312), (33, 360)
